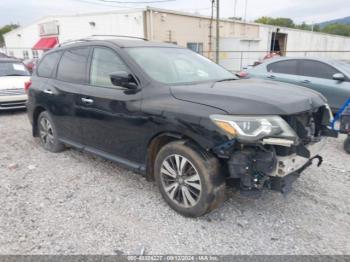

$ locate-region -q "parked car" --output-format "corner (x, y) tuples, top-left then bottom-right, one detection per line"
(23, 58), (39, 74)
(0, 58), (31, 110)
(0, 52), (9, 58)
(27, 38), (336, 217)
(246, 57), (350, 113)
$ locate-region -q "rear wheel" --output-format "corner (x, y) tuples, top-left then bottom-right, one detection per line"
(155, 141), (225, 217)
(344, 136), (350, 154)
(37, 111), (65, 153)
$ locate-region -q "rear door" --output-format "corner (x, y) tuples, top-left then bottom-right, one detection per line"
(47, 47), (91, 144)
(75, 46), (144, 164)
(265, 59), (301, 85)
(298, 59), (348, 111)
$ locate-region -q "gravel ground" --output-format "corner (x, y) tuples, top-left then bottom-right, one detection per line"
(0, 111), (349, 255)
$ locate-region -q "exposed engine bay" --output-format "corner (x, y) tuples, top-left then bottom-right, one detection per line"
(213, 105), (338, 195)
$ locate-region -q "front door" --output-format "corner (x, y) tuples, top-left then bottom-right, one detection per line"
(298, 59), (350, 111)
(76, 46), (145, 164)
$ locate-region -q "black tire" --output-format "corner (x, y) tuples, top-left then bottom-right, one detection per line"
(154, 141), (225, 217)
(37, 111), (65, 153)
(344, 136), (350, 154)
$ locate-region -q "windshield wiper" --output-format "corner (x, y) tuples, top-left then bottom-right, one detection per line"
(211, 78), (237, 88)
(2, 74), (27, 77)
(216, 78), (238, 82)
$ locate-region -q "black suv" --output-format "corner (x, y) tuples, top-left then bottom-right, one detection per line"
(27, 38), (335, 217)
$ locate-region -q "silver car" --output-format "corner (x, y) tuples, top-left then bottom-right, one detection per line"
(0, 58), (31, 110)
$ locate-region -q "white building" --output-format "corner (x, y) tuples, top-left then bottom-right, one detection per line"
(4, 7), (350, 71)
(220, 25), (350, 71)
(3, 9), (145, 60)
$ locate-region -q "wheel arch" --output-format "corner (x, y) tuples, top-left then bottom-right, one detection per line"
(145, 131), (212, 181)
(32, 105), (47, 137)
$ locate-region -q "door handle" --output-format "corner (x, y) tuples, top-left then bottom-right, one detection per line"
(81, 97), (94, 105)
(267, 75), (276, 79)
(43, 89), (53, 95)
(301, 80), (311, 84)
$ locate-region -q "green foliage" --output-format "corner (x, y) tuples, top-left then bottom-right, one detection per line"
(255, 16), (294, 28)
(0, 24), (19, 46)
(322, 23), (350, 37)
(228, 17), (242, 21)
(254, 16), (350, 37)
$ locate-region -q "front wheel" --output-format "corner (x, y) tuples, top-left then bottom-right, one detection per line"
(155, 141), (225, 217)
(344, 136), (350, 154)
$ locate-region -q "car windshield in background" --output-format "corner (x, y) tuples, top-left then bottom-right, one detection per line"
(0, 62), (30, 77)
(126, 47), (236, 84)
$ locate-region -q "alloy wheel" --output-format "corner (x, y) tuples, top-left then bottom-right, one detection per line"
(39, 117), (55, 148)
(160, 154), (202, 208)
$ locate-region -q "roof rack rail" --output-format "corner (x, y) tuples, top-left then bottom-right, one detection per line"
(57, 35), (148, 48)
(90, 34), (148, 41)
(58, 38), (92, 47)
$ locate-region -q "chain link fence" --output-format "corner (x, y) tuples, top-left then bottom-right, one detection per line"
(2, 46), (350, 73)
(203, 50), (350, 72)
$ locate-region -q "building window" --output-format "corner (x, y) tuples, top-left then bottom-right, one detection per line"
(165, 41), (177, 45)
(22, 50), (29, 60)
(32, 50), (39, 59)
(187, 43), (203, 54)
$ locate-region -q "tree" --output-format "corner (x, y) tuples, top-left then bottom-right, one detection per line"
(0, 24), (19, 47)
(296, 22), (311, 31)
(255, 16), (295, 28)
(322, 23), (350, 37)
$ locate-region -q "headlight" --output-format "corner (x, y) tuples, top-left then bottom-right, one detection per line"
(210, 115), (298, 143)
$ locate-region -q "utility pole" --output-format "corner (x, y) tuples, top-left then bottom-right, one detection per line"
(209, 0), (215, 57)
(234, 0), (237, 18)
(216, 0), (220, 64)
(244, 0), (248, 22)
(168, 30), (172, 42)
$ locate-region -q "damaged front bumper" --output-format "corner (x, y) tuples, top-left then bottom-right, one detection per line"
(269, 155), (323, 194)
(223, 138), (327, 196)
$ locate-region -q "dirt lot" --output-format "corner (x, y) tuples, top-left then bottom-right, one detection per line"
(0, 111), (349, 255)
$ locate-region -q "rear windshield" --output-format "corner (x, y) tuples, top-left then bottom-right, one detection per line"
(0, 62), (30, 77)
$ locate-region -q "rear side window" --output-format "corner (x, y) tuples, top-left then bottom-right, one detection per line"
(299, 60), (339, 79)
(37, 52), (62, 78)
(57, 47), (89, 84)
(267, 60), (298, 75)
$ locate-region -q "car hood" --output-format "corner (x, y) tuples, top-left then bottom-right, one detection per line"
(170, 79), (327, 115)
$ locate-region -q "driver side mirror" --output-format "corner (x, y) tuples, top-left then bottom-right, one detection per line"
(110, 71), (138, 90)
(333, 73), (345, 82)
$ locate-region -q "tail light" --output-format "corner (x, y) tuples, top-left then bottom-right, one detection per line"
(237, 71), (249, 78)
(24, 80), (32, 93)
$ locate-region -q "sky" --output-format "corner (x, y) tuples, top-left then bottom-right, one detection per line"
(0, 0), (349, 27)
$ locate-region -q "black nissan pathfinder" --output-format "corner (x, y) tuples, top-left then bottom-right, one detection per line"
(27, 37), (336, 217)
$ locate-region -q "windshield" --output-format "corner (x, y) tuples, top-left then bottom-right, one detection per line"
(0, 62), (30, 77)
(126, 47), (236, 84)
(330, 60), (350, 76)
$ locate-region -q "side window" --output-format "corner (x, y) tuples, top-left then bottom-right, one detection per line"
(57, 47), (90, 84)
(300, 60), (339, 79)
(267, 60), (298, 75)
(37, 51), (62, 78)
(90, 47), (128, 87)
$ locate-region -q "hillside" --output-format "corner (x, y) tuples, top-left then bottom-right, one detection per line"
(318, 16), (350, 28)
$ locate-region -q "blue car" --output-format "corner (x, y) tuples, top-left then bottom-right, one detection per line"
(247, 57), (350, 113)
